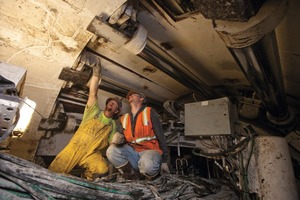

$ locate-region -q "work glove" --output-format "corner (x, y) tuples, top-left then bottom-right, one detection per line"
(111, 132), (125, 145)
(81, 51), (102, 77)
(160, 163), (170, 174)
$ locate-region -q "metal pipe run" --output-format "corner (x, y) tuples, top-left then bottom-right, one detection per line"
(99, 79), (164, 109)
(228, 31), (290, 122)
(87, 17), (219, 100)
(139, 40), (219, 100)
(214, 0), (293, 125)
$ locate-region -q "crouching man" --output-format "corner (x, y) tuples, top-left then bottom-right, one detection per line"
(107, 90), (170, 180)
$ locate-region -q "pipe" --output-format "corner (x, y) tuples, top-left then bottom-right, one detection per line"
(139, 40), (219, 100)
(228, 31), (289, 121)
(248, 136), (299, 200)
(99, 79), (164, 109)
(87, 17), (219, 100)
(214, 0), (293, 125)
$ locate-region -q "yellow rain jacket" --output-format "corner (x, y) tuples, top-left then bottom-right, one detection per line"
(48, 101), (116, 180)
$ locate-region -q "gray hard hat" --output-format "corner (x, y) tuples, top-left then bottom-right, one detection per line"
(126, 90), (147, 104)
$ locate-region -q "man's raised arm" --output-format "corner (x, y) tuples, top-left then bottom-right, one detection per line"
(80, 51), (102, 107)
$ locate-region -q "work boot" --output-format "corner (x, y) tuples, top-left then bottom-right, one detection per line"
(96, 163), (118, 182)
(92, 172), (109, 180)
(117, 162), (141, 181)
(81, 170), (108, 181)
(144, 171), (160, 181)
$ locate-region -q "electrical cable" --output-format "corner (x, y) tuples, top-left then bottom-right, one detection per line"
(244, 126), (255, 172)
(240, 126), (256, 200)
(294, 130), (300, 136)
(0, 152), (239, 199)
(192, 92), (199, 102)
(192, 136), (250, 158)
(163, 100), (180, 119)
(192, 125), (257, 200)
(192, 125), (256, 158)
(0, 152), (138, 199)
(19, 98), (45, 118)
(214, 160), (240, 194)
(199, 139), (216, 148)
(224, 156), (237, 173)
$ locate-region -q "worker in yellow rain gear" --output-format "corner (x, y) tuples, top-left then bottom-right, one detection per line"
(48, 50), (122, 180)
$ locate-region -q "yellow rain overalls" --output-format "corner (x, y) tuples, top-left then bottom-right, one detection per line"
(48, 101), (116, 180)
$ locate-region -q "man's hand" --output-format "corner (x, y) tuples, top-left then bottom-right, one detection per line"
(160, 163), (170, 174)
(81, 51), (101, 77)
(111, 132), (125, 145)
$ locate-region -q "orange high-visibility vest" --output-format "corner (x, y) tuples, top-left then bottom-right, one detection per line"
(121, 107), (162, 155)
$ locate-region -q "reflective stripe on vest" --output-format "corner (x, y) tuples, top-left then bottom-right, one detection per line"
(132, 135), (157, 144)
(122, 113), (129, 129)
(142, 108), (148, 125)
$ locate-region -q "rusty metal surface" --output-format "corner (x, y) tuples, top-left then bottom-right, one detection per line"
(194, 0), (265, 22)
(58, 67), (92, 85)
(151, 0), (265, 22)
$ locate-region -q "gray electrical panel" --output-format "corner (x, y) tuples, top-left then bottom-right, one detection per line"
(184, 97), (237, 136)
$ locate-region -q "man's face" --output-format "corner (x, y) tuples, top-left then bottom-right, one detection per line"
(128, 93), (143, 104)
(105, 100), (119, 113)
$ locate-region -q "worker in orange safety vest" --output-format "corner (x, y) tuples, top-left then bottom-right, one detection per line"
(107, 90), (170, 180)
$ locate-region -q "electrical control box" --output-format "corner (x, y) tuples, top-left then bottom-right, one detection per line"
(184, 97), (237, 136)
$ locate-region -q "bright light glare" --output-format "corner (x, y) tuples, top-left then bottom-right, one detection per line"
(13, 97), (36, 134)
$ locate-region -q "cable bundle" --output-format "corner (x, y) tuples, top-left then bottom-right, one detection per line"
(0, 152), (147, 199)
(0, 152), (238, 199)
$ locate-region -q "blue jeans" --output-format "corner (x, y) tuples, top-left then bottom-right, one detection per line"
(106, 144), (162, 177)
